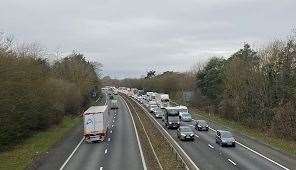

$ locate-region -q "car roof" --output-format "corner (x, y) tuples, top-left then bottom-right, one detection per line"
(179, 126), (192, 130)
(217, 130), (232, 134)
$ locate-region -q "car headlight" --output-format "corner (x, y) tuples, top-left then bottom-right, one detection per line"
(169, 122), (172, 124)
(198, 125), (201, 127)
(177, 121), (180, 124)
(181, 134), (186, 136)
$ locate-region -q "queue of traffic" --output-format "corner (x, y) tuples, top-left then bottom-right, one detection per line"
(121, 88), (236, 147)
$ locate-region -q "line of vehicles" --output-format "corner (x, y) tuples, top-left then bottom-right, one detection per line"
(120, 87), (236, 147)
(83, 87), (119, 143)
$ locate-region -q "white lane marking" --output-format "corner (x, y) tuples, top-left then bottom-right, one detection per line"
(112, 120), (115, 123)
(193, 120), (290, 170)
(195, 135), (199, 138)
(208, 144), (214, 149)
(105, 149), (108, 154)
(112, 125), (114, 128)
(59, 137), (85, 170)
(108, 138), (111, 142)
(131, 97), (199, 170)
(189, 125), (195, 127)
(100, 167), (103, 170)
(110, 130), (112, 134)
(235, 141), (289, 170)
(119, 95), (147, 170)
(228, 159), (237, 166)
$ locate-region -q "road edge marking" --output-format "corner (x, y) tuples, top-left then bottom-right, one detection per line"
(119, 95), (147, 170)
(192, 121), (290, 170)
(59, 137), (85, 170)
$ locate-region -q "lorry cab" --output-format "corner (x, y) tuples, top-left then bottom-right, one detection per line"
(163, 107), (180, 129)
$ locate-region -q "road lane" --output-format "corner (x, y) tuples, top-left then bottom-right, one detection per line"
(136, 98), (295, 170)
(63, 96), (143, 170)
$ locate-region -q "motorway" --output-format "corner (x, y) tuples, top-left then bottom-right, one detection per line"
(61, 96), (144, 170)
(134, 98), (296, 170)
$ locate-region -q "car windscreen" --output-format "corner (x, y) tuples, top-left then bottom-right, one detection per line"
(168, 116), (179, 121)
(222, 132), (233, 138)
(167, 109), (178, 114)
(180, 127), (192, 132)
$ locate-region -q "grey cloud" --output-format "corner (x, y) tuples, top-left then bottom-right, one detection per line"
(0, 0), (295, 78)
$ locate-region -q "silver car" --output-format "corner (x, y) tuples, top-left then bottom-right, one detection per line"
(215, 130), (236, 147)
(177, 126), (195, 141)
(179, 112), (192, 122)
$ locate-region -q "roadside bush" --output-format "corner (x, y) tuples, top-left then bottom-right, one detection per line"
(0, 37), (101, 151)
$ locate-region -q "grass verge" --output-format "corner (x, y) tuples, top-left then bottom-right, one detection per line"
(123, 95), (186, 170)
(0, 116), (82, 170)
(190, 107), (296, 157)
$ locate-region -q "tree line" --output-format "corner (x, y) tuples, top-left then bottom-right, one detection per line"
(0, 36), (101, 151)
(117, 35), (296, 141)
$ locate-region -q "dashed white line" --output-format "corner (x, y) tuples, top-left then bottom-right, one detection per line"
(208, 144), (214, 149)
(108, 138), (111, 142)
(112, 120), (115, 123)
(195, 135), (199, 138)
(112, 125), (114, 128)
(110, 130), (112, 134)
(228, 159), (237, 166)
(104, 149), (108, 154)
(192, 119), (290, 170)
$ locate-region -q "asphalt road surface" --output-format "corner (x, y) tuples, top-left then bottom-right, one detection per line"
(61, 96), (144, 170)
(137, 98), (296, 170)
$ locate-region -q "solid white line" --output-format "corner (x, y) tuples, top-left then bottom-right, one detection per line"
(228, 159), (237, 166)
(100, 167), (103, 170)
(59, 137), (84, 170)
(104, 149), (108, 154)
(193, 118), (289, 169)
(119, 95), (147, 170)
(235, 141), (289, 170)
(132, 98), (198, 170)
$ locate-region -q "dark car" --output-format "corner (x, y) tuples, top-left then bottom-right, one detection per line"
(177, 126), (195, 141)
(195, 120), (209, 131)
(215, 130), (236, 147)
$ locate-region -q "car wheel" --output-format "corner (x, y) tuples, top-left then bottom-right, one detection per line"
(233, 143), (236, 147)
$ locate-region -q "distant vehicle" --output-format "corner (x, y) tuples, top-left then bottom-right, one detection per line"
(110, 99), (119, 109)
(149, 104), (158, 113)
(179, 112), (192, 122)
(176, 105), (188, 113)
(163, 107), (180, 129)
(156, 93), (170, 108)
(177, 126), (195, 141)
(215, 130), (236, 147)
(154, 107), (164, 118)
(84, 105), (108, 142)
(195, 120), (209, 131)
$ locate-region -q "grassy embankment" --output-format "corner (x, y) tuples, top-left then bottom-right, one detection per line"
(0, 116), (82, 170)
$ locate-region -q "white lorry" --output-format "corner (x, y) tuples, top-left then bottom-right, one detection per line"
(110, 99), (119, 109)
(84, 105), (108, 142)
(156, 93), (170, 108)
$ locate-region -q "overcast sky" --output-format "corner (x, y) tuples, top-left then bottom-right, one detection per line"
(1, 0), (295, 78)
